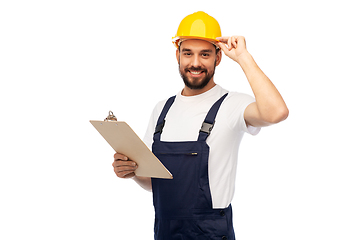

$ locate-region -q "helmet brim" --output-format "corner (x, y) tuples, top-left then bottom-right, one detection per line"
(172, 36), (220, 49)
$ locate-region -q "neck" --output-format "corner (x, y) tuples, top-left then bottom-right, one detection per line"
(181, 80), (216, 96)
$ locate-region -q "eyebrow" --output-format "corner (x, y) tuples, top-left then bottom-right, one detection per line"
(181, 48), (213, 53)
(181, 48), (192, 52)
(200, 49), (213, 53)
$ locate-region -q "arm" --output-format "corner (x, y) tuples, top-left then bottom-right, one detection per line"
(113, 153), (152, 191)
(217, 36), (289, 127)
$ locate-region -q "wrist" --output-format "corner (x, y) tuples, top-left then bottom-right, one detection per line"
(236, 49), (250, 62)
(236, 51), (255, 68)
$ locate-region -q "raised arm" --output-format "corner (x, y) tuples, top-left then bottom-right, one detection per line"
(217, 36), (289, 127)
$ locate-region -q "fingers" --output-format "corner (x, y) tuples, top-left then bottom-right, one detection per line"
(216, 36), (228, 43)
(114, 153), (128, 161)
(227, 36), (234, 51)
(216, 36), (245, 51)
(113, 159), (138, 178)
(216, 36), (235, 51)
(217, 42), (230, 56)
(113, 153), (138, 179)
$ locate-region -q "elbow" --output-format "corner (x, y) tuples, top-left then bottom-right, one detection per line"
(272, 107), (289, 124)
(264, 106), (289, 124)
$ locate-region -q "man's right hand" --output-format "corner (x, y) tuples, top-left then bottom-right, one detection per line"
(112, 153), (138, 179)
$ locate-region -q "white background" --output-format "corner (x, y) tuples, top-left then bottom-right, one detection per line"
(1, 0), (359, 239)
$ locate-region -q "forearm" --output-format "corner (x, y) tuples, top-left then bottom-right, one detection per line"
(132, 176), (152, 192)
(237, 51), (288, 123)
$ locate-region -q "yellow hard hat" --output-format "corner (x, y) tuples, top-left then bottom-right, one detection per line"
(172, 11), (222, 48)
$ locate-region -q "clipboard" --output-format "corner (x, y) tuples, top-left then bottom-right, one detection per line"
(90, 111), (172, 179)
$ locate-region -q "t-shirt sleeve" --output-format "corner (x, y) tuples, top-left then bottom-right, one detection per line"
(227, 93), (261, 136)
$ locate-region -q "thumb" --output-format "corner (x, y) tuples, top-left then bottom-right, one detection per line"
(217, 42), (230, 56)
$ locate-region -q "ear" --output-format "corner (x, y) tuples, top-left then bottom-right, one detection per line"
(215, 50), (222, 66)
(176, 48), (180, 64)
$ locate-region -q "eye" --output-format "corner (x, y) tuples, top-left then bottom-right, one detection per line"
(202, 53), (210, 57)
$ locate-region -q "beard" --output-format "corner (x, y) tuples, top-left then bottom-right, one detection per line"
(179, 64), (216, 90)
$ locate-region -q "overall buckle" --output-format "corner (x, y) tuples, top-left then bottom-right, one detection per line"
(200, 121), (215, 135)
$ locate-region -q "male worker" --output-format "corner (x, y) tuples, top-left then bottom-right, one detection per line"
(113, 11), (288, 240)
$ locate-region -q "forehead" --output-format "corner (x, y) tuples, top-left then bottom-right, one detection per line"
(180, 39), (216, 51)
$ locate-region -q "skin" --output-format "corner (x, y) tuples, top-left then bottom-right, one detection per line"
(176, 40), (221, 96)
(112, 36), (289, 191)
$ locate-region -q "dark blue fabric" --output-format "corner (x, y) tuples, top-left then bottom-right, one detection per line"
(151, 93), (235, 240)
(198, 93), (228, 141)
(154, 96), (176, 141)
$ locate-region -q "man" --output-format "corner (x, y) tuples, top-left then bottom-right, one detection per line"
(113, 11), (288, 240)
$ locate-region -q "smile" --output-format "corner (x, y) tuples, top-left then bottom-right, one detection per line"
(186, 69), (206, 77)
(190, 71), (203, 75)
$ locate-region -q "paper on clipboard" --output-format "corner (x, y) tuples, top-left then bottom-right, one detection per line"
(90, 118), (172, 179)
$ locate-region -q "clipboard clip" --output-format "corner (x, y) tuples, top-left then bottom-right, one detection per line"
(104, 111), (117, 121)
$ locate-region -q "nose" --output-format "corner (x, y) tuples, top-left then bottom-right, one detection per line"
(191, 55), (201, 68)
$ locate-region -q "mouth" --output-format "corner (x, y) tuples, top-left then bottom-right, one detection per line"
(187, 69), (206, 77)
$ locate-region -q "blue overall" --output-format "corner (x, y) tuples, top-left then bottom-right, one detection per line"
(151, 93), (235, 240)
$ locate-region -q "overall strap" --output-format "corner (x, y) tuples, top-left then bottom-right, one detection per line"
(153, 96), (176, 141)
(198, 93), (228, 141)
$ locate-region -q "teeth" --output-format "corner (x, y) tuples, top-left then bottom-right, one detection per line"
(190, 71), (201, 75)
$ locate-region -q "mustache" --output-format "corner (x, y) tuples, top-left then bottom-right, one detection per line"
(185, 67), (207, 72)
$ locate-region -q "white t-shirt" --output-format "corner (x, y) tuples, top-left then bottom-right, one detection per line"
(143, 85), (260, 208)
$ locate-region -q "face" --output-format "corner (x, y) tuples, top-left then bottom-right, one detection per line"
(176, 39), (221, 91)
